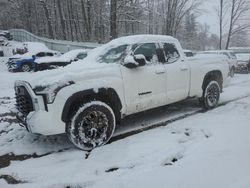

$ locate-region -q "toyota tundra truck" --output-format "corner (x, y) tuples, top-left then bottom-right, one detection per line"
(14, 35), (230, 150)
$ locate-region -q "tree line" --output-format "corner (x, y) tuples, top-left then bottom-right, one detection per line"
(0, 0), (249, 50)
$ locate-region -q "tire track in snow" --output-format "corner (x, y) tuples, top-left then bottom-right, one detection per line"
(109, 94), (250, 144)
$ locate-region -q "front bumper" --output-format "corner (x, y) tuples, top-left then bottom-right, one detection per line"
(15, 81), (65, 135)
(8, 63), (18, 72)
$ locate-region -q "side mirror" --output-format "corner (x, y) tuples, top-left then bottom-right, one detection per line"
(123, 54), (146, 69)
(74, 58), (79, 62)
(32, 55), (36, 59)
(134, 54), (146, 67)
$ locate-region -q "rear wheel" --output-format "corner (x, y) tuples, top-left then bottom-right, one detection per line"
(200, 80), (220, 109)
(230, 67), (235, 77)
(66, 101), (116, 151)
(20, 63), (32, 72)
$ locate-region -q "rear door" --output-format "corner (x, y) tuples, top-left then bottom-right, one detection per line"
(161, 43), (190, 103)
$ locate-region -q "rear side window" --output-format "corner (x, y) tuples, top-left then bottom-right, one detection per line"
(162, 43), (180, 63)
(229, 52), (237, 59)
(221, 52), (230, 59)
(46, 53), (54, 57)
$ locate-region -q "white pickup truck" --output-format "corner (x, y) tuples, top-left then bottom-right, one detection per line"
(15, 35), (230, 150)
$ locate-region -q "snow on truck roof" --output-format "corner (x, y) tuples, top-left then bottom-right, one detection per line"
(111, 35), (177, 43)
(203, 50), (234, 53)
(86, 35), (179, 61)
(21, 35), (180, 87)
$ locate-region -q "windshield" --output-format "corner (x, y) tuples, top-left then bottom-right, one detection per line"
(100, 45), (128, 64)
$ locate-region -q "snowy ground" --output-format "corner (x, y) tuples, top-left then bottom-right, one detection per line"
(1, 56), (250, 188)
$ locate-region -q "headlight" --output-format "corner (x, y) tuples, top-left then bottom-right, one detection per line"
(33, 81), (75, 104)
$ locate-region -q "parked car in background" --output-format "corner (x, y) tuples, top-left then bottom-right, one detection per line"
(0, 30), (13, 41)
(0, 36), (6, 46)
(7, 49), (60, 72)
(35, 49), (89, 71)
(0, 31), (13, 46)
(15, 35), (230, 150)
(183, 49), (195, 57)
(201, 50), (237, 77)
(235, 53), (250, 73)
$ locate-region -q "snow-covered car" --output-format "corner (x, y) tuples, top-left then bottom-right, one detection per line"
(7, 49), (60, 72)
(0, 30), (13, 40)
(0, 36), (6, 46)
(201, 50), (237, 77)
(35, 49), (89, 71)
(14, 35), (230, 150)
(235, 53), (250, 73)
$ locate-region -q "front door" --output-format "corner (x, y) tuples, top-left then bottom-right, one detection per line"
(121, 43), (167, 115)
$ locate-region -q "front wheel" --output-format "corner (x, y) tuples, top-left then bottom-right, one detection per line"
(66, 101), (116, 151)
(20, 63), (32, 72)
(200, 80), (220, 110)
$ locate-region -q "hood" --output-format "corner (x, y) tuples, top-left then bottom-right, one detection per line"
(22, 61), (116, 89)
(11, 52), (35, 60)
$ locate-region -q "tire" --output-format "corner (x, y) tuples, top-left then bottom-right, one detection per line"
(66, 101), (116, 151)
(230, 67), (235, 77)
(20, 63), (32, 72)
(200, 80), (221, 110)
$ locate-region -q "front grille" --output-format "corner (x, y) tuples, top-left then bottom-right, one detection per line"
(15, 86), (34, 116)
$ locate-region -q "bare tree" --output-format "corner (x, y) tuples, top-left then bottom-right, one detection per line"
(225, 0), (250, 49)
(110, 0), (118, 40)
(219, 0), (224, 49)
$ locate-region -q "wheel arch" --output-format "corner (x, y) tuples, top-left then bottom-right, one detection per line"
(202, 70), (223, 92)
(61, 88), (122, 124)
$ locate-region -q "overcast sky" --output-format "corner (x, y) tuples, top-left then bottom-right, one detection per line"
(197, 0), (219, 35)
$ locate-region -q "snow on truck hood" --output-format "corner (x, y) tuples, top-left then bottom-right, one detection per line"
(22, 61), (112, 89)
(20, 35), (178, 88)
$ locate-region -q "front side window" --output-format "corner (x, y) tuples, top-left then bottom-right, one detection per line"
(132, 43), (158, 64)
(101, 45), (128, 64)
(163, 43), (180, 63)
